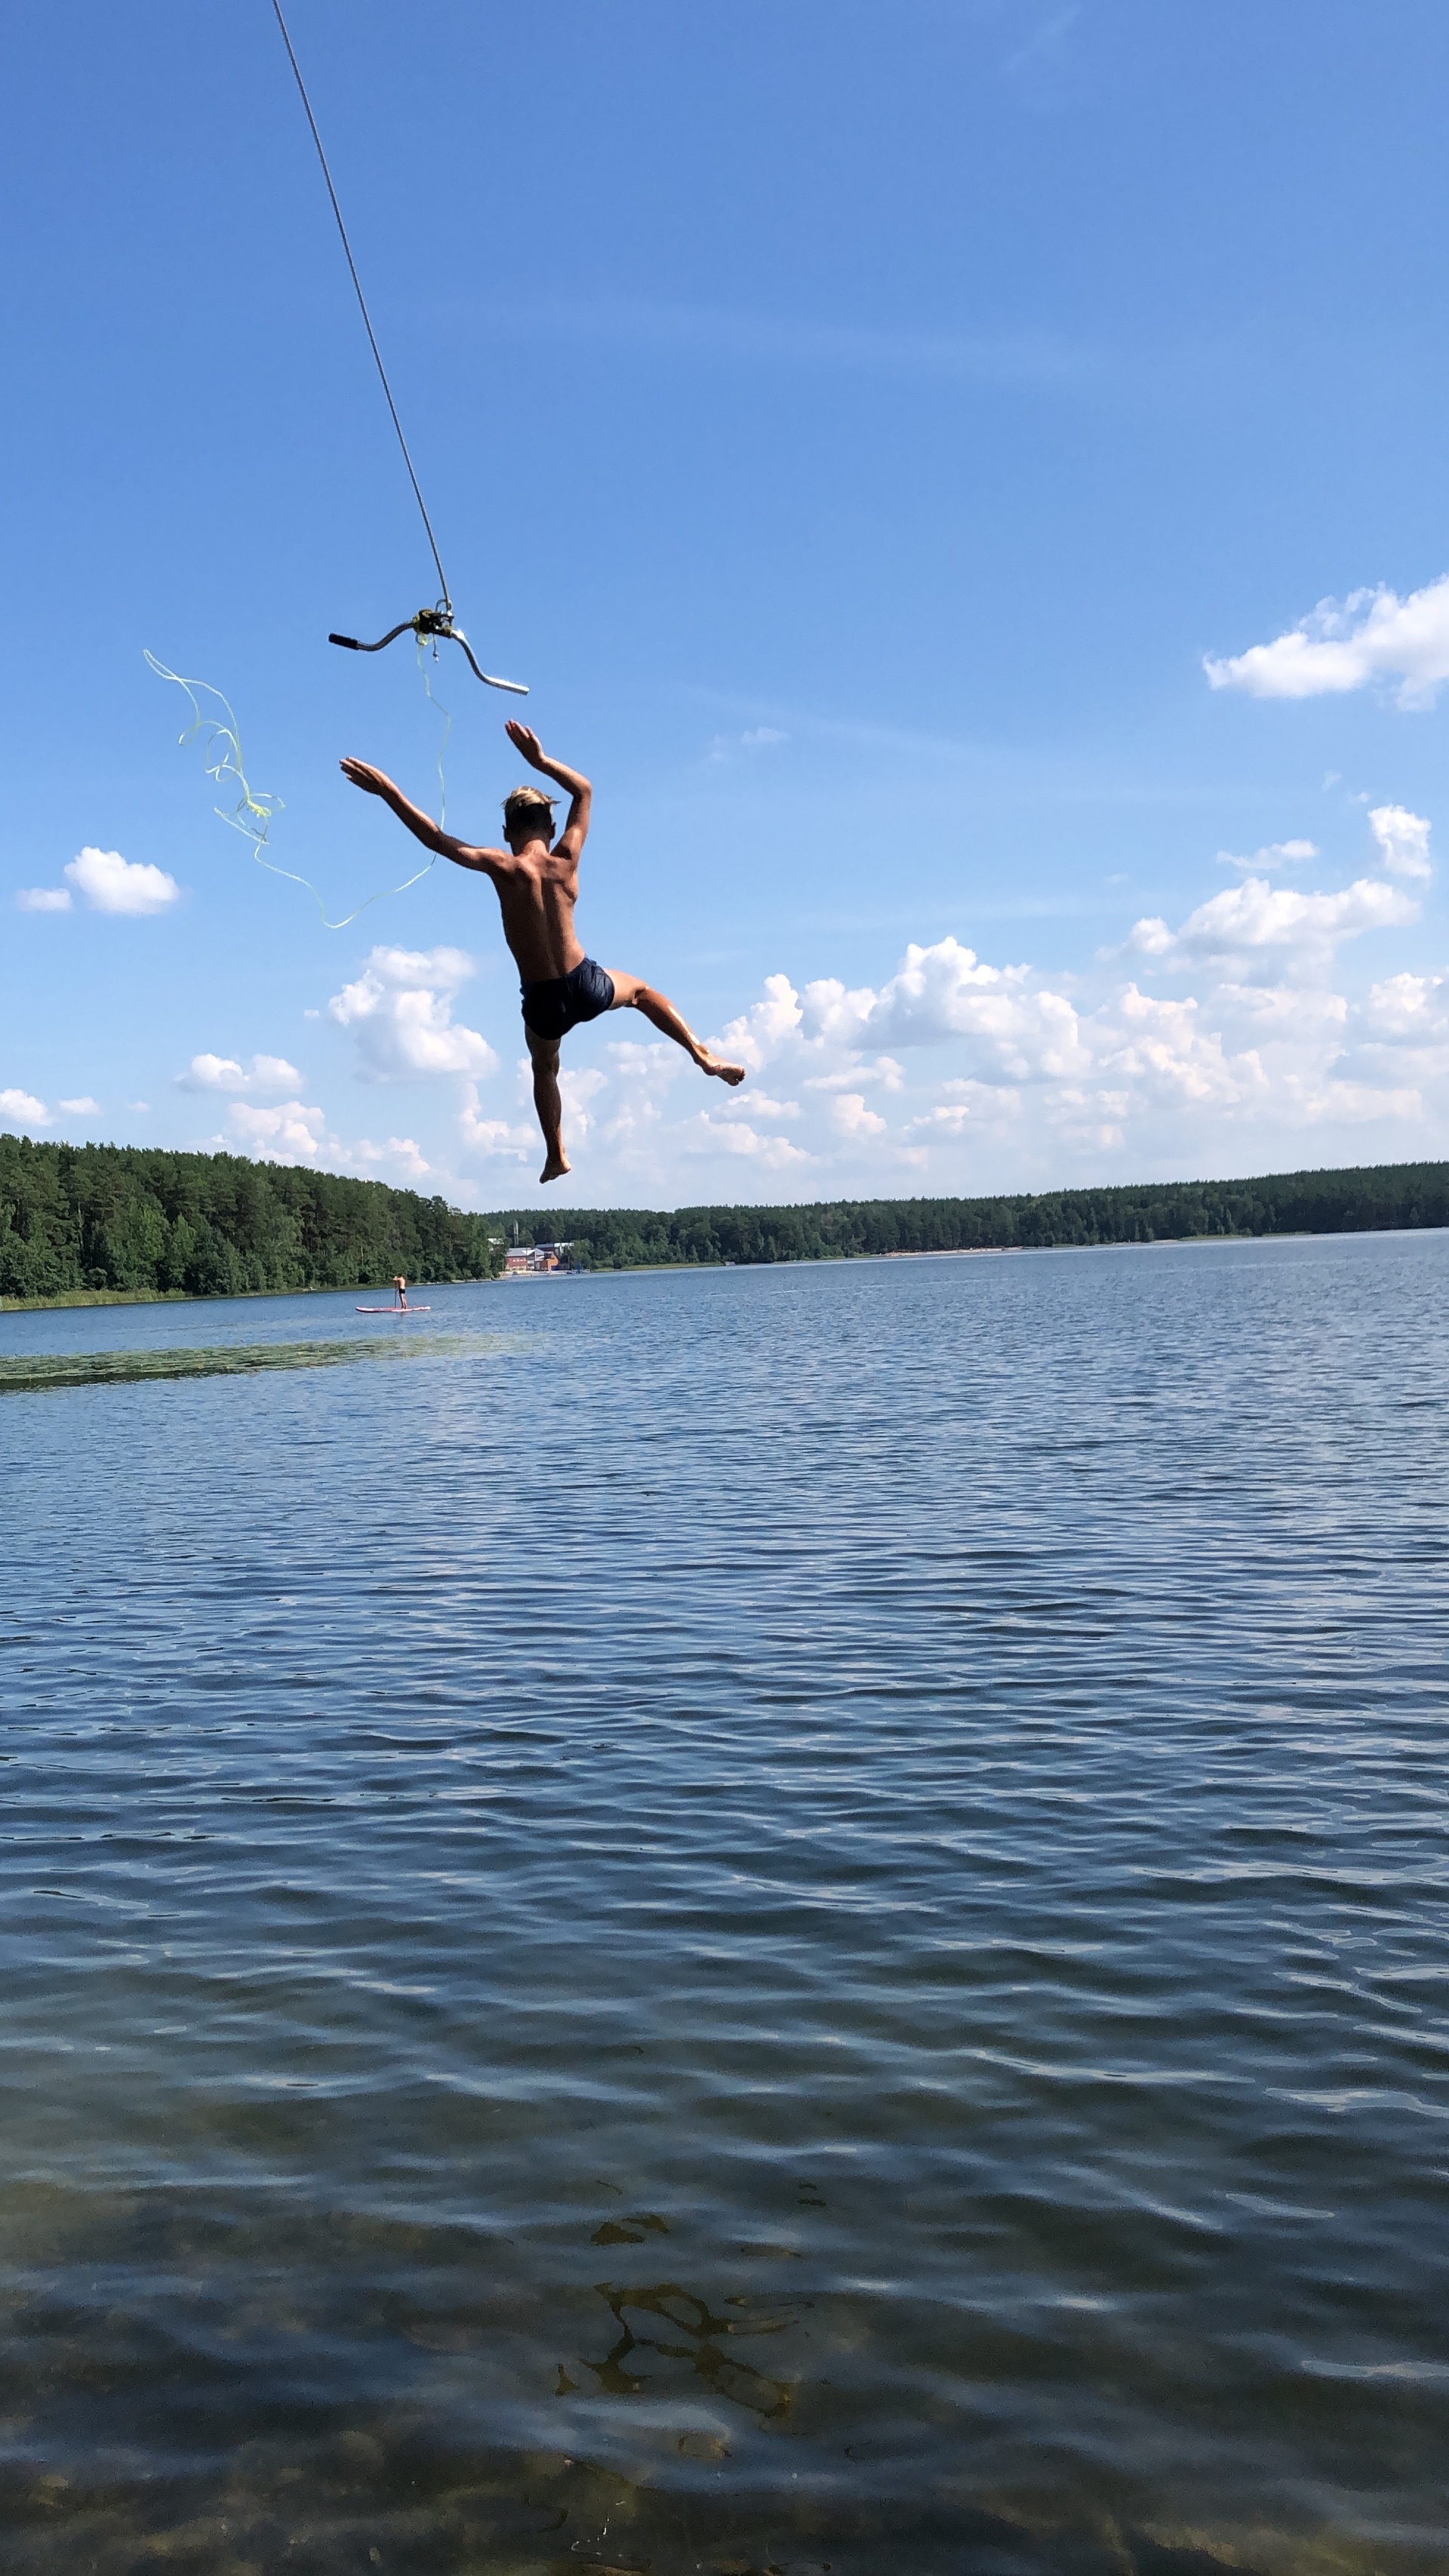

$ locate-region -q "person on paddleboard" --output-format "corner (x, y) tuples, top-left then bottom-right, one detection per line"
(340, 722), (746, 1183)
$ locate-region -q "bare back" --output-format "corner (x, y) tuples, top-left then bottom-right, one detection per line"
(463, 836), (586, 984)
(340, 723), (592, 981)
(444, 722), (593, 981)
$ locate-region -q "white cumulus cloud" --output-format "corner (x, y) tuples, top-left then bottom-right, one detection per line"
(225, 1100), (331, 1162)
(0, 1087), (50, 1129)
(1128, 876), (1417, 972)
(352, 1135), (432, 1182)
(1365, 971), (1448, 1039)
(177, 1052), (303, 1094)
(730, 1089), (799, 1122)
(57, 1096), (100, 1114)
(719, 973), (806, 1069)
(459, 1082), (537, 1161)
(1204, 575), (1449, 709)
(657, 894), (1434, 1185)
(804, 1055), (904, 1094)
(556, 1065), (608, 1146)
(685, 1111), (811, 1168)
(64, 847), (180, 916)
(295, 844), (1440, 1199)
(831, 1091), (887, 1137)
(15, 885), (72, 913)
(327, 946), (498, 1083)
(872, 943), (1088, 1078)
(1093, 986), (1263, 1109)
(745, 945), (1087, 1085)
(1368, 805), (1432, 881)
(908, 1080), (1023, 1137)
(220, 1107), (433, 1181)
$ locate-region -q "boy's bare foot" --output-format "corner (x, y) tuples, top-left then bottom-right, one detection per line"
(540, 1149), (571, 1184)
(700, 1054), (747, 1086)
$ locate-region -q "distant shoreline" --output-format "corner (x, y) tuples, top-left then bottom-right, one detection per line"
(0, 1279), (481, 1318)
(5, 1217), (1438, 1316)
(5, 1138), (1447, 1311)
(482, 1162), (1449, 1273)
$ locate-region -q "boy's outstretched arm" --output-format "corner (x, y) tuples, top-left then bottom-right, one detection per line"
(505, 720), (592, 858)
(339, 760), (500, 872)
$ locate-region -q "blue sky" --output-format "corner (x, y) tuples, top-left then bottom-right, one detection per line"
(4, 0), (1447, 1207)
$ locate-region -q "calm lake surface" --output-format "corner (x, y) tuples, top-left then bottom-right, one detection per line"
(2, 1234), (1446, 2576)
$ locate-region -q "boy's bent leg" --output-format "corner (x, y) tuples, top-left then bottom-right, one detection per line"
(527, 1029), (571, 1183)
(605, 970), (746, 1085)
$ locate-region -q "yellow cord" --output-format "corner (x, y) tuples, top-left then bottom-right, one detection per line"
(146, 651), (449, 931)
(415, 636), (451, 833)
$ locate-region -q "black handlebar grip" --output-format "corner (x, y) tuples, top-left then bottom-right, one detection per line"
(328, 632), (361, 650)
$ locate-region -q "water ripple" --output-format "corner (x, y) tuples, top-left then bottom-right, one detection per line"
(1, 1239), (1446, 2574)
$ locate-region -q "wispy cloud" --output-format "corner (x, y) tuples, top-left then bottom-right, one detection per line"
(706, 725), (790, 764)
(469, 294), (1099, 392)
(1004, 3), (1081, 82)
(1217, 839), (1318, 874)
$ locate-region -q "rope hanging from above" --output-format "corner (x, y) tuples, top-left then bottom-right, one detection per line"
(269, 0), (526, 696)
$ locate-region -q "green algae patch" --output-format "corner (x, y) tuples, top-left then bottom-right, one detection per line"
(0, 1334), (497, 1395)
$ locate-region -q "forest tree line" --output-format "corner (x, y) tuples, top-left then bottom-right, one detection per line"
(0, 1135), (504, 1302)
(5, 1134), (1445, 1304)
(491, 1160), (1449, 1270)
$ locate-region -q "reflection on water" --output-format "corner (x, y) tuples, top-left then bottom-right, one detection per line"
(1, 1250), (1446, 2574)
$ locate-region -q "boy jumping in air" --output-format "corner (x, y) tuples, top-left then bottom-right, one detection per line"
(341, 722), (746, 1183)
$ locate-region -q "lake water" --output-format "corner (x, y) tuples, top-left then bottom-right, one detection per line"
(2, 1233), (1446, 2576)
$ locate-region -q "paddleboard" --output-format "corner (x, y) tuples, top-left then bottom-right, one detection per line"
(355, 1304), (430, 1314)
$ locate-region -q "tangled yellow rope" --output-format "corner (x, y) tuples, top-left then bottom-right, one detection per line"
(146, 650), (449, 931)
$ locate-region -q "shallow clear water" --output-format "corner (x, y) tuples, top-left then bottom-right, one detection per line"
(1, 1236), (1446, 2576)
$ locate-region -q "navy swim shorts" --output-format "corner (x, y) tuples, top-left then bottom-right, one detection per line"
(520, 956), (617, 1042)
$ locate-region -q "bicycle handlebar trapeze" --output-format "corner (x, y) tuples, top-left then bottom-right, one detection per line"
(328, 605), (528, 697)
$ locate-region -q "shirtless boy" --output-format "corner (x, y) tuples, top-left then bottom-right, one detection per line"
(341, 722), (746, 1183)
